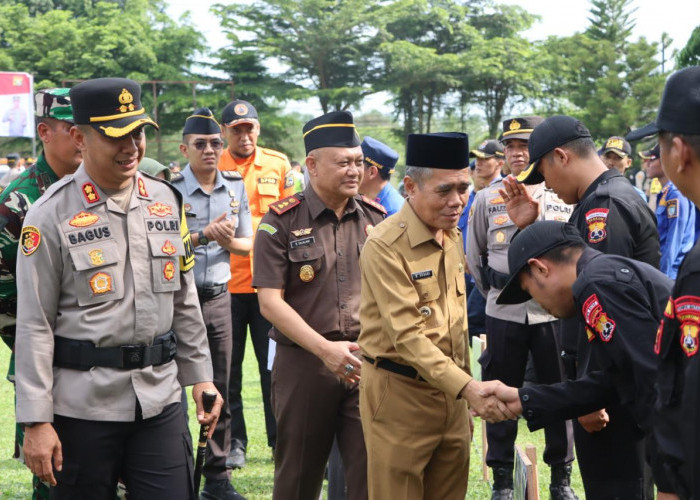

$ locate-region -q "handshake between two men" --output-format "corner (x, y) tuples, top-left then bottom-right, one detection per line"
(461, 379), (521, 424)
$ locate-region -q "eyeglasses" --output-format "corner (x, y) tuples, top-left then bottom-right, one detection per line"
(191, 139), (224, 151)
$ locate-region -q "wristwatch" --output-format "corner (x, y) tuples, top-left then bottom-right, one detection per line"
(197, 230), (209, 245)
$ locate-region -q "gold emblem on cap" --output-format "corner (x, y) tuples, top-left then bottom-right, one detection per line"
(509, 119), (521, 131)
(234, 103), (248, 116)
(299, 264), (315, 282)
(606, 138), (624, 150)
(118, 89), (135, 113)
(496, 231), (506, 243)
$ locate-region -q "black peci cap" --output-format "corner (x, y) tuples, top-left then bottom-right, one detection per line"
(500, 116), (544, 142)
(627, 66), (700, 141)
(183, 107), (221, 135)
(70, 78), (158, 138)
(406, 132), (469, 169)
(517, 115), (592, 185)
(497, 221), (585, 305)
(303, 111), (360, 154)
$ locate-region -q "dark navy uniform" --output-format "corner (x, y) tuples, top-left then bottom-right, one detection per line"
(565, 169), (660, 499)
(654, 241), (700, 498)
(519, 248), (674, 493)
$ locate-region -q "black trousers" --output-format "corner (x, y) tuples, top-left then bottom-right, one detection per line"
(229, 292), (276, 449)
(481, 315), (574, 468)
(199, 291), (233, 481)
(51, 402), (194, 500)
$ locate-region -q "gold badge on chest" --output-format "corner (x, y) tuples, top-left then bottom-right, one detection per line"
(299, 264), (315, 282)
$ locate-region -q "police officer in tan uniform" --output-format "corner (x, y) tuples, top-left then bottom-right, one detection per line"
(15, 78), (221, 499)
(253, 111), (386, 500)
(467, 116), (576, 500)
(359, 132), (516, 500)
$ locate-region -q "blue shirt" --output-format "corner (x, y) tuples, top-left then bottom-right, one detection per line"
(376, 182), (404, 216)
(172, 165), (253, 287)
(656, 181), (695, 279)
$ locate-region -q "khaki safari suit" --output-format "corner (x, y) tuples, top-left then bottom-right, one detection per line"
(359, 200), (472, 500)
(253, 186), (385, 500)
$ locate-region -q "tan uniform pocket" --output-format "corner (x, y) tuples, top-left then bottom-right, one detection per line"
(69, 241), (124, 306)
(148, 235), (183, 293)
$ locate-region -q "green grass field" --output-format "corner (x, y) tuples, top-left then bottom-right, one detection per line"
(0, 340), (585, 499)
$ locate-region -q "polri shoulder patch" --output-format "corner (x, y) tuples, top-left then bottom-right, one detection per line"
(21, 225), (41, 256)
(221, 170), (243, 180)
(269, 196), (300, 215)
(360, 195), (387, 214)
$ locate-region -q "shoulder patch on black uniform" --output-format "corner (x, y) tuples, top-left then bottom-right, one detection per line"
(359, 195), (387, 214)
(221, 170), (242, 180)
(269, 195), (301, 215)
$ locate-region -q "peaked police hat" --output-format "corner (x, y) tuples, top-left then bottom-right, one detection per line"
(70, 78), (157, 138)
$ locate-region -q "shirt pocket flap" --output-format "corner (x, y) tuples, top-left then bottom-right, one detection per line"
(257, 182), (279, 197)
(288, 245), (324, 263)
(415, 277), (440, 303)
(69, 241), (120, 271)
(148, 235), (185, 257)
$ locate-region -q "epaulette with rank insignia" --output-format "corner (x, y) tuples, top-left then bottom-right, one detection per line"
(221, 170), (242, 180)
(269, 195), (301, 215)
(360, 195), (387, 214)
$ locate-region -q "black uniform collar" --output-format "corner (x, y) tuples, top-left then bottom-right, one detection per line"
(579, 169), (621, 203)
(576, 247), (603, 276)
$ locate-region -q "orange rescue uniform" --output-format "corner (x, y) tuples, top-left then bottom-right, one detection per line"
(218, 146), (294, 293)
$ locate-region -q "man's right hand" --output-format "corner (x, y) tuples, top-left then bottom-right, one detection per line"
(319, 340), (362, 384)
(462, 379), (518, 423)
(23, 423), (62, 486)
(578, 409), (609, 433)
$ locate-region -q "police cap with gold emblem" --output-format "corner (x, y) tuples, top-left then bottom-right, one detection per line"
(600, 136), (631, 158)
(517, 115), (592, 185)
(183, 107), (221, 135)
(361, 136), (399, 177)
(221, 100), (258, 128)
(303, 111), (360, 154)
(70, 78), (158, 138)
(470, 139), (504, 159)
(500, 116), (544, 143)
(406, 132), (469, 169)
(35, 88), (73, 122)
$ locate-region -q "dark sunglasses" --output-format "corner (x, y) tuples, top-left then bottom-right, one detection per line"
(192, 139), (224, 151)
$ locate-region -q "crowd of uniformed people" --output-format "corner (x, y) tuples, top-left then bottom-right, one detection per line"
(0, 65), (700, 500)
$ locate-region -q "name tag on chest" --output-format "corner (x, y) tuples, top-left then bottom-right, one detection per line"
(411, 270), (433, 280)
(290, 236), (315, 249)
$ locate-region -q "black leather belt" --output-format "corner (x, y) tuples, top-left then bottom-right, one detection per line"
(197, 283), (228, 299)
(363, 356), (426, 382)
(54, 330), (177, 371)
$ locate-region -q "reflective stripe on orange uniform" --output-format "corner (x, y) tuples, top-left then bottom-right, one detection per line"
(218, 146), (293, 293)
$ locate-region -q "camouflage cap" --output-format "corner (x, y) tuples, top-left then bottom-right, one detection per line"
(35, 88), (73, 122)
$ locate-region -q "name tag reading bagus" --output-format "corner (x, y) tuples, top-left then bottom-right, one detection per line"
(411, 270), (433, 280)
(290, 236), (315, 249)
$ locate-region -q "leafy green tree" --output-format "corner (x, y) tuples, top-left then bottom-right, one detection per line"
(678, 26), (700, 67)
(213, 0), (380, 114)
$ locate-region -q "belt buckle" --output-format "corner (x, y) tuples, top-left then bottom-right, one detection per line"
(121, 344), (146, 369)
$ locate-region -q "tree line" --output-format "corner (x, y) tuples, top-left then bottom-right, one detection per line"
(0, 0), (697, 163)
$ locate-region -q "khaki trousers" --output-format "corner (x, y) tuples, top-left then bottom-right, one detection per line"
(360, 360), (470, 500)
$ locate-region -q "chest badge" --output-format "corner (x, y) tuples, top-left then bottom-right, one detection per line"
(299, 264), (315, 282)
(147, 202), (173, 217)
(163, 260), (176, 281)
(291, 228), (313, 237)
(82, 183), (100, 204)
(69, 211), (100, 228)
(89, 272), (112, 294)
(493, 215), (509, 226)
(161, 240), (177, 256)
(495, 230), (506, 243)
(88, 249), (104, 266)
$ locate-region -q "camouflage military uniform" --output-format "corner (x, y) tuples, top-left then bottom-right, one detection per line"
(0, 153), (57, 499)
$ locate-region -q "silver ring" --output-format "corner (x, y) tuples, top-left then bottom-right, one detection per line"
(344, 363), (355, 375)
